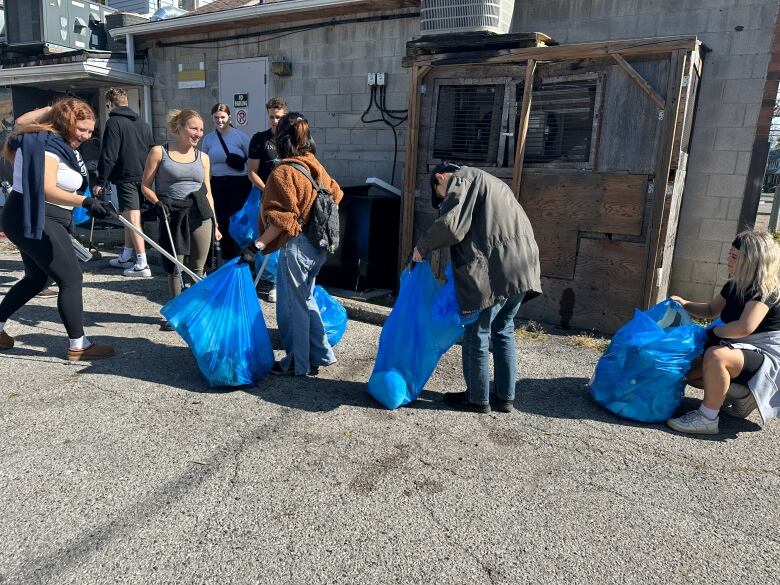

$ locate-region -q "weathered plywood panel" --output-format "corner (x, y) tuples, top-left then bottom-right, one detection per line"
(519, 239), (645, 333)
(597, 59), (669, 174)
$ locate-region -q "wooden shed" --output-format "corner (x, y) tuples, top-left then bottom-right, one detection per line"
(401, 34), (703, 333)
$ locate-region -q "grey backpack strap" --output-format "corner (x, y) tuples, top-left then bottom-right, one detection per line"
(281, 161), (322, 190)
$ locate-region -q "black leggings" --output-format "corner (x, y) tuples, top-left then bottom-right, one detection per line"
(211, 174), (253, 260)
(734, 349), (764, 385)
(0, 191), (84, 338)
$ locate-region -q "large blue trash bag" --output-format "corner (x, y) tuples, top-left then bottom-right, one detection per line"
(367, 262), (474, 410)
(72, 186), (93, 226)
(229, 186), (261, 248)
(313, 285), (348, 346)
(589, 299), (707, 423)
(160, 258), (275, 387)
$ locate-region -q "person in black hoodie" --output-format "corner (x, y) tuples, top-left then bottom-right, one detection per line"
(95, 88), (155, 277)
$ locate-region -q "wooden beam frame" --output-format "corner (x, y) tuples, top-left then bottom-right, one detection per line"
(641, 49), (688, 307)
(399, 64), (431, 268)
(611, 53), (666, 110)
(402, 36), (700, 68)
(511, 59), (536, 198)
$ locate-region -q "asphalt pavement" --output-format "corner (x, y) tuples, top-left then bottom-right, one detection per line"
(0, 250), (778, 585)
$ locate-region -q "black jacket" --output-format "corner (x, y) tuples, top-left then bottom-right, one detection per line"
(97, 106), (154, 185)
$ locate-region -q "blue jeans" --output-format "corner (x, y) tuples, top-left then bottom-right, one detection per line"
(462, 293), (525, 405)
(276, 234), (336, 375)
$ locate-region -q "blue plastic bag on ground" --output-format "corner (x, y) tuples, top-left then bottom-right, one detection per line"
(314, 285), (348, 346)
(229, 186), (261, 248)
(589, 299), (707, 423)
(72, 186), (93, 226)
(367, 262), (474, 410)
(160, 258), (274, 387)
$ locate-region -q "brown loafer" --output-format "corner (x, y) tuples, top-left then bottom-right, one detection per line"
(0, 330), (14, 350)
(67, 343), (115, 361)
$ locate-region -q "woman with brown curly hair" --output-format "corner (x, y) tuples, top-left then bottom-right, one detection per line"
(0, 98), (114, 360)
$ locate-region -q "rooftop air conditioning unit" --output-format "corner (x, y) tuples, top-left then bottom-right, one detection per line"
(5, 0), (114, 52)
(420, 0), (515, 36)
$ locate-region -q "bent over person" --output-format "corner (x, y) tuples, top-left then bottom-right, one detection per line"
(413, 163), (542, 414)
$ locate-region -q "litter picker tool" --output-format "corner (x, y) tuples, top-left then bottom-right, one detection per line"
(106, 202), (202, 283)
(253, 253), (271, 287)
(86, 217), (102, 259)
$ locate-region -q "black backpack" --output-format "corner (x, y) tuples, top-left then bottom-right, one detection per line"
(282, 162), (340, 254)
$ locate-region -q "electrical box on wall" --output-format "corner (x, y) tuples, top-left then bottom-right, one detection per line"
(5, 0), (114, 52)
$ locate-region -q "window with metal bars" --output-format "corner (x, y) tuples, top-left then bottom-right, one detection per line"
(433, 84), (505, 164)
(518, 78), (598, 164)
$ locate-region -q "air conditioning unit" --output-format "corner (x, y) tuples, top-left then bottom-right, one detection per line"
(420, 0), (515, 36)
(5, 0), (114, 52)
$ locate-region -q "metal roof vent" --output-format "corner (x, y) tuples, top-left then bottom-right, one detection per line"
(420, 0), (515, 36)
(151, 6), (188, 21)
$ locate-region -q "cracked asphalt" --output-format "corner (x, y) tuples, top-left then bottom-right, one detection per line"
(0, 250), (779, 585)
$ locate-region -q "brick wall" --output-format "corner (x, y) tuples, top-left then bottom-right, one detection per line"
(142, 10), (419, 189)
(512, 0), (780, 302)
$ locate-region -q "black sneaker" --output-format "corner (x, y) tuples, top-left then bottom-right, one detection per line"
(443, 391), (490, 414)
(493, 398), (514, 413)
(269, 361), (295, 376)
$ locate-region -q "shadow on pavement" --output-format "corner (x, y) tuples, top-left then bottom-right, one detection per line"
(252, 371), (385, 412)
(517, 376), (761, 441)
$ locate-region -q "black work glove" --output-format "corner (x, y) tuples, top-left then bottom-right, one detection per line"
(238, 241), (263, 265)
(81, 197), (113, 220)
(155, 200), (170, 221)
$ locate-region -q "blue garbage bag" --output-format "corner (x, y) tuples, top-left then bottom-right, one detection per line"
(589, 299), (707, 423)
(72, 186), (93, 226)
(367, 262), (474, 410)
(229, 186), (261, 248)
(314, 285), (348, 346)
(160, 258), (275, 387)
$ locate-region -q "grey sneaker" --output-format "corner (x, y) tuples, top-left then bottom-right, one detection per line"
(722, 392), (758, 419)
(667, 410), (719, 435)
(123, 264), (152, 278)
(110, 257), (134, 269)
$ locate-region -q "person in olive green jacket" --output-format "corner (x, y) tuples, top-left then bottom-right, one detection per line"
(413, 163), (542, 414)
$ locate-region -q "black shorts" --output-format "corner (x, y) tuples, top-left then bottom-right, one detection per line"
(733, 349), (765, 385)
(116, 181), (143, 212)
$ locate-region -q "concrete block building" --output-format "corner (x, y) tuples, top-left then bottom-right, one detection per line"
(105, 0), (780, 329)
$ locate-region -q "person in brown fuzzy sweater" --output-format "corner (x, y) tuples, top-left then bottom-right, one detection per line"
(239, 112), (343, 376)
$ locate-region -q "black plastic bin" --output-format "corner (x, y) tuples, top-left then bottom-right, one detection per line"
(317, 185), (400, 292)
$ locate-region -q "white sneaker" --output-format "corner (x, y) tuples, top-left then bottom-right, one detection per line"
(667, 410), (719, 435)
(110, 257), (134, 269)
(123, 264), (152, 278)
(267, 287), (277, 303)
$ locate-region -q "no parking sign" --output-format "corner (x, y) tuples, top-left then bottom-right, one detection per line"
(235, 109), (248, 126)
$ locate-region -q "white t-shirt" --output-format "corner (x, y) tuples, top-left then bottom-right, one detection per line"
(12, 148), (84, 210)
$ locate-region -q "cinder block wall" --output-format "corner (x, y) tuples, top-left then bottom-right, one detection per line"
(142, 10), (419, 189)
(512, 0), (780, 302)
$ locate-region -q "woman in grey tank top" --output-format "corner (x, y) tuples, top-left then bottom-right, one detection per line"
(141, 109), (222, 322)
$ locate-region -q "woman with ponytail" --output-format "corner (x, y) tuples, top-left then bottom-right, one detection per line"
(239, 113), (343, 376)
(0, 98), (114, 360)
(669, 229), (780, 434)
(141, 109), (221, 329)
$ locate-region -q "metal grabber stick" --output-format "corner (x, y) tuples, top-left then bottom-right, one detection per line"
(106, 202), (202, 283)
(253, 253), (271, 287)
(160, 205), (186, 291)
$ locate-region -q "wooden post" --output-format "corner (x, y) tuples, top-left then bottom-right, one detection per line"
(399, 64), (429, 269)
(511, 59), (536, 199)
(641, 49), (687, 307)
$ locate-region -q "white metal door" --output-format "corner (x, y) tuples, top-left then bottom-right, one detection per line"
(218, 57), (268, 135)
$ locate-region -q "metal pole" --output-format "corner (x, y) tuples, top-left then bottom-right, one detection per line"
(770, 186), (780, 231)
(111, 209), (202, 282)
(253, 254), (271, 287)
(161, 214), (186, 290)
